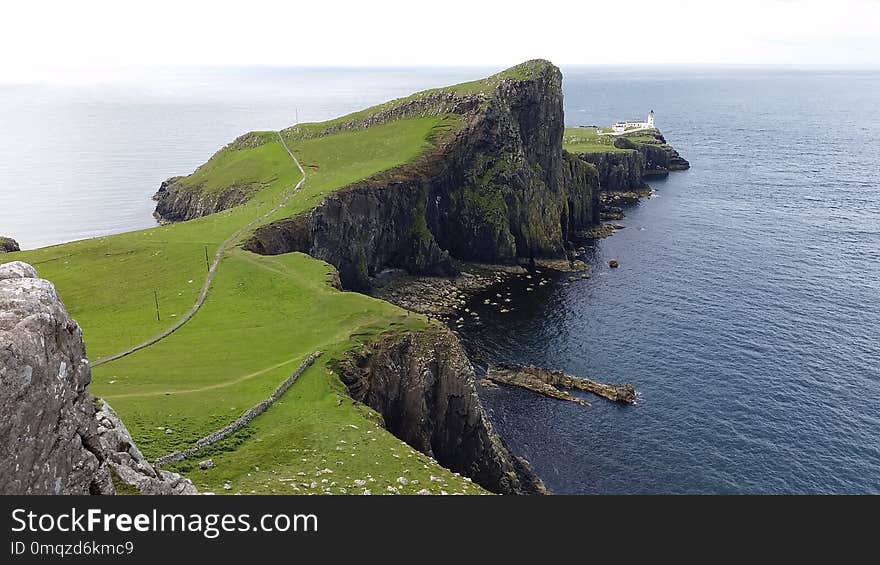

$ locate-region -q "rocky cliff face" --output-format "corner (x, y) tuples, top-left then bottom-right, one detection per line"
(0, 261), (113, 494)
(570, 131), (690, 191)
(615, 131), (690, 173)
(336, 327), (546, 495)
(246, 61), (600, 290)
(0, 237), (19, 253)
(0, 261), (196, 495)
(570, 150), (646, 192)
(153, 176), (255, 223)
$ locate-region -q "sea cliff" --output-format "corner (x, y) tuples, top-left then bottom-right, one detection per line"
(244, 61), (600, 290)
(336, 328), (546, 494)
(568, 130), (689, 191)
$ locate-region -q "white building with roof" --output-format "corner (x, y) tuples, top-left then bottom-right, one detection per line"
(602, 110), (655, 135)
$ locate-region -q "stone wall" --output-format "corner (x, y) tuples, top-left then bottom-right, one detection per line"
(155, 352), (321, 466)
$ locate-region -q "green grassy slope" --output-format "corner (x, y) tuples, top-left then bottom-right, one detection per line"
(9, 110), (483, 494)
(562, 127), (631, 154)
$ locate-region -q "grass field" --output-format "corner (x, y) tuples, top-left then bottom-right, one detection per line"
(563, 127), (631, 153)
(9, 106), (484, 494)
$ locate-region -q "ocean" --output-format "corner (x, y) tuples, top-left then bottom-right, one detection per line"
(1, 65), (878, 493)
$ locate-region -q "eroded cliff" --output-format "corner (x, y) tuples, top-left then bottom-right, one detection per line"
(569, 130), (690, 191)
(246, 60), (600, 290)
(336, 327), (546, 495)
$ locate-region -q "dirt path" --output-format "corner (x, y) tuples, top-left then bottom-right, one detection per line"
(92, 132), (305, 367)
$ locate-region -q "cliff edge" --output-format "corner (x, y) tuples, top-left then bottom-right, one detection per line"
(245, 60), (599, 290)
(0, 237), (19, 253)
(337, 327), (546, 494)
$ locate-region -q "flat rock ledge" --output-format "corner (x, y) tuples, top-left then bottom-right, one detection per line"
(485, 364), (636, 406)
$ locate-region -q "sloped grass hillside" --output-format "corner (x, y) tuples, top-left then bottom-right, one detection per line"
(10, 110), (484, 494)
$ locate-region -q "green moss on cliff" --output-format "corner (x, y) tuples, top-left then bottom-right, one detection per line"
(410, 198), (433, 244)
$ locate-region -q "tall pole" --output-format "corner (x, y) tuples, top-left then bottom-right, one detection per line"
(153, 289), (160, 322)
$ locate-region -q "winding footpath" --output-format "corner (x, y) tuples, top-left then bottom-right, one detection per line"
(92, 132), (306, 368)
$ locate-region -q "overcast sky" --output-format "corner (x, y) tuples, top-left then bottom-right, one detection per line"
(3, 0), (879, 83)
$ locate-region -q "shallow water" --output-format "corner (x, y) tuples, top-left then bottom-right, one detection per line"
(2, 66), (878, 493)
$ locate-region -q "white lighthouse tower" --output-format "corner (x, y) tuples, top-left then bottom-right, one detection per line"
(647, 109), (655, 128)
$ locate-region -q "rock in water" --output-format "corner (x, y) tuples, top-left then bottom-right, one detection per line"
(0, 237), (20, 253)
(608, 260), (619, 268)
(0, 261), (113, 494)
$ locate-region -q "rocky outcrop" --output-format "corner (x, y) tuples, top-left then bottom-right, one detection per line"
(487, 364), (636, 404)
(0, 237), (19, 253)
(569, 149), (646, 191)
(570, 130), (689, 191)
(96, 400), (197, 495)
(336, 328), (547, 495)
(152, 132), (274, 223)
(0, 261), (113, 494)
(246, 61), (600, 291)
(0, 261), (196, 495)
(615, 131), (690, 173)
(153, 177), (256, 223)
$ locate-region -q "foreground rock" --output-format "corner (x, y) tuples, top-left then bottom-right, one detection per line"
(96, 400), (198, 495)
(0, 261), (196, 495)
(0, 261), (113, 494)
(486, 364), (635, 405)
(0, 237), (19, 253)
(337, 328), (547, 495)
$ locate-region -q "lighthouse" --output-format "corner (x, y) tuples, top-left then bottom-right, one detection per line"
(647, 110), (655, 128)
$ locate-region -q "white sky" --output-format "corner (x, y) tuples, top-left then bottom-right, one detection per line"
(3, 0), (879, 83)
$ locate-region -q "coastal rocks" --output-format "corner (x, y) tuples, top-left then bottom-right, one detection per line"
(531, 258), (589, 273)
(247, 60), (600, 291)
(0, 261), (113, 494)
(487, 368), (591, 407)
(0, 237), (19, 253)
(486, 364), (636, 405)
(336, 328), (547, 495)
(152, 132), (277, 223)
(95, 400), (198, 495)
(569, 131), (688, 192)
(371, 264), (517, 319)
(571, 149), (646, 192)
(576, 223), (624, 240)
(616, 131), (690, 173)
(153, 177), (256, 224)
(608, 260), (619, 268)
(601, 189), (652, 207)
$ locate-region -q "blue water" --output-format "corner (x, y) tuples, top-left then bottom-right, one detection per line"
(1, 66), (878, 493)
(462, 67), (880, 493)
